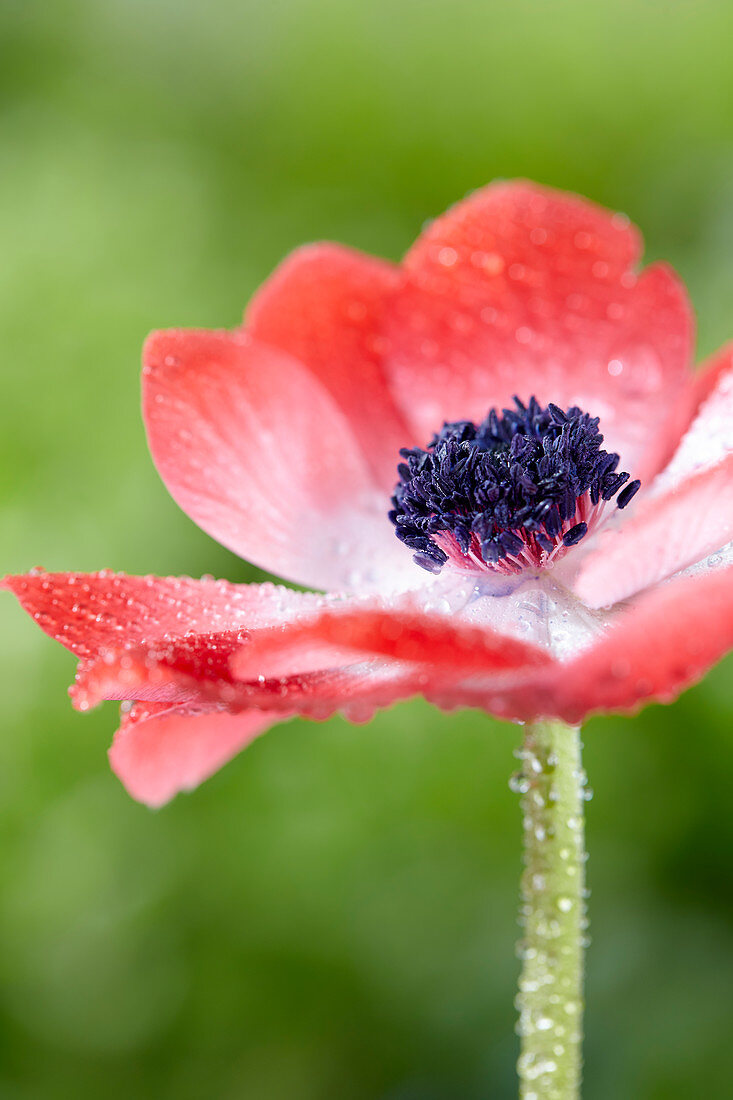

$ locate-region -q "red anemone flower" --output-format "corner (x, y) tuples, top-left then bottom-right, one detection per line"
(5, 181), (733, 807)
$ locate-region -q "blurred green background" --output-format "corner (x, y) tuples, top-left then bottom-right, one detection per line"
(1, 1), (733, 1097)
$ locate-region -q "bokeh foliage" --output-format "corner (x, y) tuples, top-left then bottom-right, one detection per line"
(1, 1), (732, 1096)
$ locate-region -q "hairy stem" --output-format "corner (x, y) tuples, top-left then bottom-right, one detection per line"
(514, 720), (587, 1100)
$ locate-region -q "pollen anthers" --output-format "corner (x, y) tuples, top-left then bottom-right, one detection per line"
(390, 396), (640, 576)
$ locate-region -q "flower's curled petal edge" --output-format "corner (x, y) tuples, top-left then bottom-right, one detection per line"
(69, 626), (430, 728)
(231, 603), (555, 681)
(70, 628), (249, 711)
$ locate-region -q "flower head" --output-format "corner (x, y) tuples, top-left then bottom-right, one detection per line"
(391, 395), (639, 575)
(5, 181), (733, 806)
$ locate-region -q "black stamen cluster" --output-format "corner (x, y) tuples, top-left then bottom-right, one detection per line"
(389, 395), (641, 574)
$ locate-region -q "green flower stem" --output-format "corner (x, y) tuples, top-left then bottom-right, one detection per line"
(514, 720), (587, 1100)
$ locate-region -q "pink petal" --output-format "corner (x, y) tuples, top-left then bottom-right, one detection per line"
(234, 660), (428, 723)
(70, 587), (551, 724)
(691, 341), (733, 403)
(1, 570), (329, 660)
(651, 343), (733, 492)
(109, 702), (283, 807)
(573, 454), (733, 608)
(143, 329), (411, 592)
(232, 602), (552, 680)
(385, 181), (693, 479)
(4, 569), (428, 718)
(71, 629), (252, 710)
(633, 343), (733, 502)
(422, 667), (558, 726)
(73, 628), (427, 719)
(426, 564), (733, 724)
(245, 243), (412, 488)
(108, 649), (438, 807)
(556, 564), (733, 722)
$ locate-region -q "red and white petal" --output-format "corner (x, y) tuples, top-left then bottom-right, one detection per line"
(109, 702), (284, 808)
(73, 629), (428, 721)
(71, 592), (549, 712)
(652, 343), (733, 492)
(661, 341), (733, 463)
(64, 600), (427, 715)
(246, 243), (411, 488)
(689, 341), (733, 409)
(422, 666), (558, 726)
(426, 564), (733, 724)
(71, 617), (381, 711)
(572, 453), (733, 608)
(108, 652), (437, 808)
(1, 571), (332, 660)
(555, 564), (733, 723)
(385, 181), (693, 478)
(231, 601), (553, 681)
(71, 629), (252, 710)
(234, 660), (429, 723)
(143, 329), (411, 593)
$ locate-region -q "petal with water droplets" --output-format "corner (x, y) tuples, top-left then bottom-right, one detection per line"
(557, 564), (733, 722)
(71, 629), (251, 711)
(245, 242), (411, 489)
(143, 329), (412, 593)
(1, 571), (332, 660)
(425, 565), (733, 724)
(385, 181), (693, 479)
(232, 601), (553, 680)
(573, 453), (733, 607)
(652, 342), (733, 492)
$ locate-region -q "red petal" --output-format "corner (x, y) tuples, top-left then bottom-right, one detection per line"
(4, 569), (427, 719)
(143, 329), (411, 592)
(422, 668), (556, 725)
(70, 609), (453, 716)
(644, 343), (733, 482)
(1, 571), (327, 660)
(556, 564), (733, 722)
(71, 628), (251, 710)
(73, 630), (427, 716)
(109, 702), (282, 807)
(233, 660), (428, 723)
(69, 586), (550, 725)
(385, 181), (693, 479)
(692, 342), (733, 406)
(573, 454), (733, 608)
(651, 343), (733, 492)
(108, 649), (437, 806)
(232, 602), (552, 680)
(426, 565), (733, 724)
(80, 632), (427, 723)
(246, 243), (411, 488)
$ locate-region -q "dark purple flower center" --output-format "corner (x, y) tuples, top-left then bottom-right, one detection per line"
(389, 396), (640, 575)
